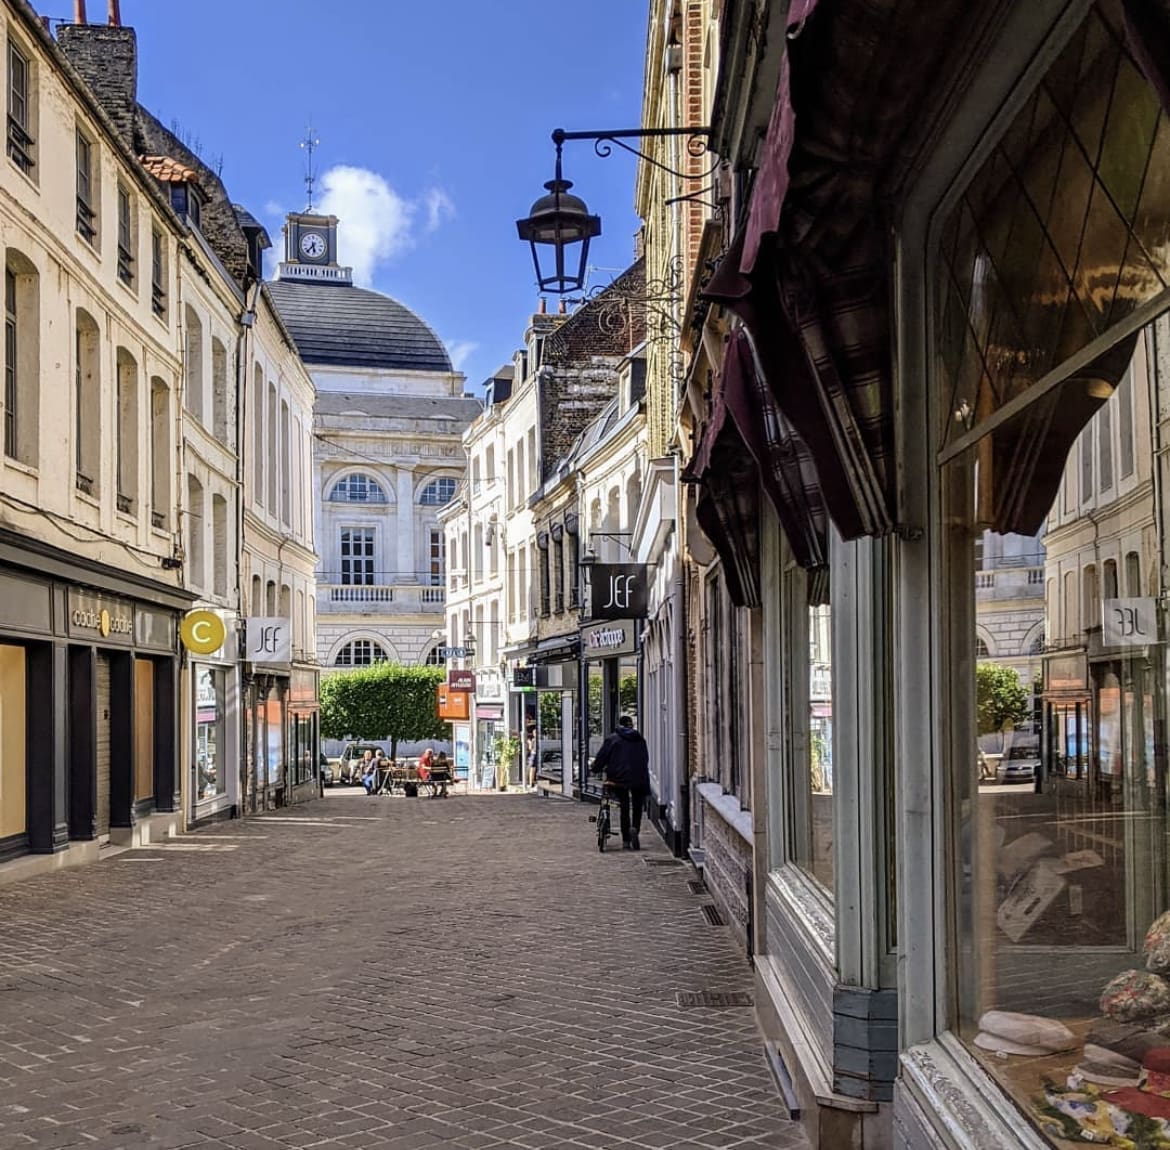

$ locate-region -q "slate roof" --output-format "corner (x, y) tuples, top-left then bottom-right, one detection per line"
(265, 279), (453, 373)
(315, 392), (481, 423)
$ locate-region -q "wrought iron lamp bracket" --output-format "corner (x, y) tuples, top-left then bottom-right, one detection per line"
(551, 126), (714, 181)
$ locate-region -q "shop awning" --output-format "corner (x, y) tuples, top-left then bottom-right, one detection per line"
(528, 634), (580, 664)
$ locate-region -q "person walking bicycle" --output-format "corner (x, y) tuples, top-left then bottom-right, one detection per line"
(590, 715), (650, 851)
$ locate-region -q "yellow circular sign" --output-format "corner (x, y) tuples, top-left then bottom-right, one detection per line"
(180, 610), (226, 655)
(99, 609), (111, 638)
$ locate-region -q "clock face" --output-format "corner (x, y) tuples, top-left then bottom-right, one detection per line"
(299, 231), (327, 259)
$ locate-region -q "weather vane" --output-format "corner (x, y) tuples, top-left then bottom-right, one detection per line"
(300, 123), (320, 211)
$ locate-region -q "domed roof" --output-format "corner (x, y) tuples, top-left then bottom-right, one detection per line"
(264, 279), (452, 373)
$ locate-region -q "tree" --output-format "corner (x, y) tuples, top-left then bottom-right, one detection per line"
(319, 663), (447, 761)
(976, 661), (1031, 736)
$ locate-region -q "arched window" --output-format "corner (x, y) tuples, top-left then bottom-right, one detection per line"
(424, 647), (445, 666)
(334, 639), (388, 667)
(975, 637), (990, 658)
(419, 476), (457, 506)
(1030, 634), (1046, 655)
(329, 472), (387, 503)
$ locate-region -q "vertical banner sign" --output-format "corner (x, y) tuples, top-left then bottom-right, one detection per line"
(246, 617), (292, 663)
(1103, 598), (1158, 647)
(590, 564), (649, 620)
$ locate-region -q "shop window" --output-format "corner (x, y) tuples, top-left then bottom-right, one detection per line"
(0, 643), (26, 839)
(938, 12), (1170, 1130)
(4, 250), (38, 467)
(115, 348), (138, 514)
(800, 601), (834, 890)
(75, 309), (100, 496)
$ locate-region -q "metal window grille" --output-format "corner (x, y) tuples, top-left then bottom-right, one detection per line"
(7, 45), (33, 174)
(117, 187), (134, 285)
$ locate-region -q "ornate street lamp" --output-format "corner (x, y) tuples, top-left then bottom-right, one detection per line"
(517, 126), (712, 294)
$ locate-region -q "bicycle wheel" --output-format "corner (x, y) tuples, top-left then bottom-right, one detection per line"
(597, 805), (610, 852)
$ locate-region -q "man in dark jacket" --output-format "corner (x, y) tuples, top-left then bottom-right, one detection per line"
(591, 715), (650, 850)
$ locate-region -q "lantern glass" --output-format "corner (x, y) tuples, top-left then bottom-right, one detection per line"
(516, 177), (601, 294)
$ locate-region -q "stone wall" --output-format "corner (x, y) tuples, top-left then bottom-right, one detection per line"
(699, 792), (753, 954)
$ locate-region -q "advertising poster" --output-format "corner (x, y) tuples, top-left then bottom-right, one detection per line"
(453, 723), (471, 780)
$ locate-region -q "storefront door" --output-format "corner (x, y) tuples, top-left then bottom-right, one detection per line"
(95, 654), (111, 838)
(134, 658), (154, 804)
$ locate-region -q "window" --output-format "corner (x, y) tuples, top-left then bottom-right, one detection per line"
(151, 230), (166, 317)
(975, 636), (990, 658)
(553, 533), (564, 613)
(329, 473), (387, 503)
(186, 474), (204, 589)
(568, 531), (580, 607)
(424, 647), (444, 666)
(211, 338), (227, 442)
(75, 310), (100, 495)
(266, 382), (276, 510)
(339, 529), (375, 586)
(7, 42), (33, 174)
(1126, 549), (1142, 597)
(212, 495), (228, 598)
(280, 400), (290, 526)
(419, 476), (456, 506)
(252, 366), (263, 506)
(429, 529), (445, 586)
(116, 186), (134, 287)
(115, 349), (138, 513)
(539, 537), (550, 616)
(1120, 368), (1135, 479)
(150, 377), (170, 530)
(334, 640), (386, 667)
(1080, 428), (1093, 504)
(184, 306), (203, 422)
(1100, 400), (1114, 492)
(1103, 558), (1119, 601)
(76, 130), (96, 242)
(4, 269), (14, 459)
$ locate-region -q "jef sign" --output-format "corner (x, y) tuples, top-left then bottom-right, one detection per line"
(246, 617), (291, 664)
(180, 609), (226, 656)
(1103, 598), (1158, 648)
(590, 564), (648, 621)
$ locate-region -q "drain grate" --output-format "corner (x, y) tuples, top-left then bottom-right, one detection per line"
(642, 857), (683, 867)
(687, 880), (705, 895)
(700, 903), (726, 926)
(676, 990), (753, 1008)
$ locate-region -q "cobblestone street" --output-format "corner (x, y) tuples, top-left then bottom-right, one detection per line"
(0, 792), (806, 1150)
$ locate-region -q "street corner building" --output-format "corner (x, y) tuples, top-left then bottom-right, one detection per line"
(638, 0), (1170, 1146)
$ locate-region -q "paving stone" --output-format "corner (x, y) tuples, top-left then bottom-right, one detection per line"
(0, 793), (806, 1149)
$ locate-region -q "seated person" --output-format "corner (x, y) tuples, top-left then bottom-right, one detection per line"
(360, 750), (379, 795)
(431, 751), (453, 797)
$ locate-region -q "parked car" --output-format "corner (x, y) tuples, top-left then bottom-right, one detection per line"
(319, 752), (334, 786)
(537, 748), (563, 782)
(997, 742), (1040, 784)
(337, 742), (386, 785)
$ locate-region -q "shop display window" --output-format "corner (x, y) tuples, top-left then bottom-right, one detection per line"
(938, 8), (1170, 1139)
(0, 644), (26, 838)
(800, 604), (834, 891)
(194, 665), (225, 802)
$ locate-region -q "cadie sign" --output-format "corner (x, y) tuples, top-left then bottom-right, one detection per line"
(580, 619), (637, 659)
(67, 590), (133, 641)
(590, 564), (648, 621)
(246, 617), (291, 664)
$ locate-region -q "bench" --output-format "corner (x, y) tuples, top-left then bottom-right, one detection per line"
(373, 762), (456, 798)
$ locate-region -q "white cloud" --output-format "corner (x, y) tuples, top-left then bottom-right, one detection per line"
(444, 339), (478, 373)
(263, 199), (284, 219)
(424, 187), (455, 232)
(317, 166), (414, 287)
(311, 167), (456, 287)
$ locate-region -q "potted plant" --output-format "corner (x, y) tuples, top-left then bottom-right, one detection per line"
(491, 733), (523, 791)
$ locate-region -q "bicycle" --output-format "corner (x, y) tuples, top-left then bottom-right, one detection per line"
(589, 784), (617, 852)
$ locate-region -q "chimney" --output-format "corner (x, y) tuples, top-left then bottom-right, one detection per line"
(108, 0), (121, 25)
(557, 299), (567, 315)
(537, 298), (546, 315)
(74, 0), (87, 22)
(57, 20), (137, 146)
(39, 15), (50, 31)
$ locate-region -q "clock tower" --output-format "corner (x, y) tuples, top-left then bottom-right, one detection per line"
(277, 212), (353, 283)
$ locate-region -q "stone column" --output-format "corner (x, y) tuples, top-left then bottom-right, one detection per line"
(396, 467), (416, 582)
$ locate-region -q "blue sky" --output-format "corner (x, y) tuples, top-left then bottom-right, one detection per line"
(112, 0), (649, 390)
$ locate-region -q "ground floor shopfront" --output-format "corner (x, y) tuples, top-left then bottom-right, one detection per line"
(682, 2), (1170, 1146)
(242, 664), (320, 813)
(0, 533), (191, 878)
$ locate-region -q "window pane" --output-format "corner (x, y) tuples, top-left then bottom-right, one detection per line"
(801, 603), (834, 890)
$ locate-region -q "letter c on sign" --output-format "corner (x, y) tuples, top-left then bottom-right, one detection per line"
(181, 610), (226, 656)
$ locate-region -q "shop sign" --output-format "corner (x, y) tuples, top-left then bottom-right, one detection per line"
(437, 682), (471, 720)
(1103, 598), (1158, 648)
(439, 645), (475, 659)
(476, 668), (504, 700)
(581, 619), (637, 659)
(180, 609), (226, 656)
(246, 617), (291, 664)
(512, 666), (536, 691)
(476, 704), (504, 721)
(67, 590), (133, 642)
(448, 668), (476, 692)
(590, 564), (648, 620)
